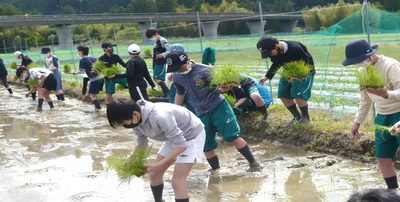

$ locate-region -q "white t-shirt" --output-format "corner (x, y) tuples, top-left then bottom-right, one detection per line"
(29, 68), (52, 79)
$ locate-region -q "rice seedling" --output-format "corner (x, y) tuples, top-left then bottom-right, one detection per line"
(27, 78), (39, 88)
(148, 88), (163, 96)
(63, 64), (72, 73)
(355, 64), (386, 90)
(277, 60), (313, 81)
(69, 81), (78, 87)
(92, 61), (120, 77)
(376, 124), (400, 136)
(210, 64), (248, 87)
(144, 48), (152, 57)
(27, 62), (39, 68)
(106, 146), (152, 184)
(116, 83), (124, 90)
(10, 62), (17, 69)
(223, 93), (236, 106)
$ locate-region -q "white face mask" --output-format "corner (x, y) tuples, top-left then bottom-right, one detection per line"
(23, 73), (29, 80)
(45, 53), (51, 58)
(150, 37), (157, 41)
(179, 62), (192, 74)
(356, 60), (371, 68)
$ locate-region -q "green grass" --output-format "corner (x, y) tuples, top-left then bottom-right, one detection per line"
(144, 48), (152, 57)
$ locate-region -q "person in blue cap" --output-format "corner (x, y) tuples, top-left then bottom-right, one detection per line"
(343, 39), (400, 190)
(166, 43), (195, 113)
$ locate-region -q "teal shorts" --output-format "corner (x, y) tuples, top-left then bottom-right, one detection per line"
(104, 78), (127, 94)
(153, 64), (166, 81)
(198, 99), (241, 152)
(278, 73), (314, 101)
(375, 112), (400, 158)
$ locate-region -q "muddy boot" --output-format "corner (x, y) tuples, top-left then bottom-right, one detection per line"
(36, 107), (43, 112)
(247, 160), (262, 172)
(256, 105), (268, 119)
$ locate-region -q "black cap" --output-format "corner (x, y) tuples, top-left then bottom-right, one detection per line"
(101, 42), (117, 49)
(41, 47), (51, 54)
(256, 36), (279, 58)
(16, 67), (29, 78)
(166, 51), (188, 73)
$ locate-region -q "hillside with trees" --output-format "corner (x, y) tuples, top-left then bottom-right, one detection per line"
(0, 0), (397, 51)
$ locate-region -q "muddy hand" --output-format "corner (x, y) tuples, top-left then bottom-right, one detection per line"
(390, 121), (400, 136)
(145, 163), (157, 173)
(366, 87), (388, 98)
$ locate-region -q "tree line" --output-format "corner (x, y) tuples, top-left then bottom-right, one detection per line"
(0, 0), (397, 52)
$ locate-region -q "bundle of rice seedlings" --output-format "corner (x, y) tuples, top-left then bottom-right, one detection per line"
(355, 64), (386, 91)
(223, 93), (237, 106)
(63, 64), (72, 73)
(106, 146), (152, 184)
(92, 61), (120, 77)
(10, 62), (18, 69)
(148, 88), (163, 96)
(27, 62), (39, 68)
(210, 64), (248, 87)
(28, 78), (39, 88)
(69, 81), (78, 87)
(277, 60), (312, 81)
(144, 49), (152, 57)
(116, 83), (124, 90)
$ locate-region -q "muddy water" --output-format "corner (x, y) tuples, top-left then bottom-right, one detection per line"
(0, 85), (384, 202)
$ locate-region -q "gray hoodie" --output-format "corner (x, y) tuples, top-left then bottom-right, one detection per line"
(134, 100), (204, 148)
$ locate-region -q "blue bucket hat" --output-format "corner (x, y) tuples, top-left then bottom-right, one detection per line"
(342, 39), (379, 66)
(170, 43), (185, 52)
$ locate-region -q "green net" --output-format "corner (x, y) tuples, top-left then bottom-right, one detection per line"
(2, 6), (400, 114)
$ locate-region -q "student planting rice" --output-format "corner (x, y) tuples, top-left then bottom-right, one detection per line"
(342, 38), (400, 190)
(106, 98), (206, 202)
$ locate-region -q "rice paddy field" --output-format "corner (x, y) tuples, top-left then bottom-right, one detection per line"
(2, 32), (400, 114)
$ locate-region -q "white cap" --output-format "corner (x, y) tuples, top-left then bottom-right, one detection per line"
(128, 44), (140, 54)
(14, 51), (22, 59)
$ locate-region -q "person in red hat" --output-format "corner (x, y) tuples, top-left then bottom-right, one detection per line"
(343, 38), (400, 190)
(256, 35), (315, 123)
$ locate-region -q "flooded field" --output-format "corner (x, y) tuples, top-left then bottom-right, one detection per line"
(0, 85), (386, 202)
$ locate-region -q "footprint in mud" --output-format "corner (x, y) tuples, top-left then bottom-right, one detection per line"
(70, 191), (98, 201)
(41, 143), (60, 152)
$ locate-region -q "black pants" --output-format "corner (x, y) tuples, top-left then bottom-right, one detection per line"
(128, 80), (149, 102)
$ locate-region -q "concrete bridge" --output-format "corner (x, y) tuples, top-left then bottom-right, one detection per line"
(0, 12), (303, 48)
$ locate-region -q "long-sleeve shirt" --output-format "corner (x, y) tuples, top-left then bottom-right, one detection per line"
(98, 53), (126, 68)
(152, 36), (170, 65)
(355, 55), (400, 124)
(114, 56), (155, 88)
(134, 100), (204, 148)
(266, 41), (315, 79)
